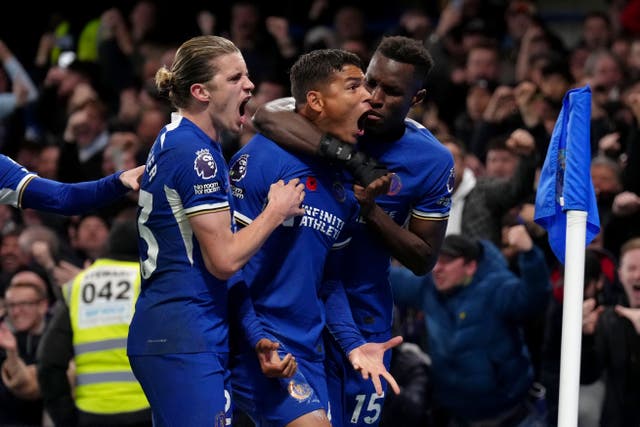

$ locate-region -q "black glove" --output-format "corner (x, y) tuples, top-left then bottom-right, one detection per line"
(318, 134), (389, 186)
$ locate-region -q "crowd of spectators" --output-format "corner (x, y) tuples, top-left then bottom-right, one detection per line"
(1, 0), (640, 425)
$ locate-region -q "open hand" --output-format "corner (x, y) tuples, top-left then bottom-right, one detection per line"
(348, 336), (403, 396)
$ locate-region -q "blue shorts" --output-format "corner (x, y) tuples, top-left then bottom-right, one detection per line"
(129, 352), (231, 427)
(231, 349), (329, 427)
(325, 331), (392, 427)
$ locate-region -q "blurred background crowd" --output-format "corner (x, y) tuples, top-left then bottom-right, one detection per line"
(1, 0), (640, 425)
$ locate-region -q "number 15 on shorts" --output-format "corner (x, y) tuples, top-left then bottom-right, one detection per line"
(351, 393), (384, 424)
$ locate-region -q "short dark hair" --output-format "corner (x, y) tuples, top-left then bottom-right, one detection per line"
(440, 234), (482, 262)
(486, 135), (512, 154)
(107, 220), (140, 261)
(290, 49), (362, 104)
(541, 59), (573, 83)
(376, 36), (434, 83)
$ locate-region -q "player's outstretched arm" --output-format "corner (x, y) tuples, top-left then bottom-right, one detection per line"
(22, 169), (139, 216)
(2, 154), (139, 215)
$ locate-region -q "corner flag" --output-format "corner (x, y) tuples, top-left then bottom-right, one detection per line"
(534, 85), (600, 264)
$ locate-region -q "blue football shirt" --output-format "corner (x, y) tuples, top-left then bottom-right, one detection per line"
(229, 133), (360, 361)
(343, 119), (454, 334)
(128, 116), (233, 355)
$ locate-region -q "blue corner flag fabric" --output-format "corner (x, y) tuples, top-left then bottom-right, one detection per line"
(534, 85), (600, 264)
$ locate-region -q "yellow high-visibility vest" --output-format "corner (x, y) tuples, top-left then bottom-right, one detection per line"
(65, 258), (148, 414)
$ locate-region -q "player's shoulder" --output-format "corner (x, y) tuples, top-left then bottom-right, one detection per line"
(158, 119), (221, 161)
(230, 134), (287, 183)
(161, 117), (202, 148)
(237, 133), (281, 156)
(0, 154), (26, 171)
(0, 154), (33, 183)
(404, 119), (448, 148)
(401, 119), (453, 162)
(239, 133), (310, 167)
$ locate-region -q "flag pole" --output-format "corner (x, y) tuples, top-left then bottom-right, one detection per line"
(534, 85), (599, 427)
(557, 210), (587, 427)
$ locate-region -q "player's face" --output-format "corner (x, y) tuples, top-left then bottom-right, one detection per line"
(318, 64), (372, 143)
(363, 53), (422, 137)
(206, 52), (255, 136)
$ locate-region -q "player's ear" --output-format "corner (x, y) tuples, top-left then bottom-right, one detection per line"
(412, 88), (426, 107)
(306, 90), (324, 113)
(191, 83), (211, 102)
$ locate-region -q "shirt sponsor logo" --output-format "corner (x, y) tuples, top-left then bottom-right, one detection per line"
(194, 148), (217, 179)
(193, 182), (221, 194)
(229, 154), (249, 182)
(231, 185), (244, 199)
(299, 204), (345, 239)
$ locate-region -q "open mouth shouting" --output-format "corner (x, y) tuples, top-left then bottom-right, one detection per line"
(238, 96), (251, 127)
(356, 112), (369, 137)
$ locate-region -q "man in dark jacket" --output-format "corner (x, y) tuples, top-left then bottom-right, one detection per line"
(390, 225), (550, 425)
(581, 236), (640, 426)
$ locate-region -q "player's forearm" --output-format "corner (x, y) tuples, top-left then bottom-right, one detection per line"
(218, 209), (288, 278)
(364, 206), (436, 275)
(323, 279), (366, 355)
(22, 173), (129, 215)
(228, 277), (268, 348)
(253, 104), (321, 155)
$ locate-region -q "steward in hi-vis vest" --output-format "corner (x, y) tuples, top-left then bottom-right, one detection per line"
(37, 221), (151, 427)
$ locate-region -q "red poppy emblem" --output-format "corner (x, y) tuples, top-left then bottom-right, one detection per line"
(306, 176), (317, 191)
